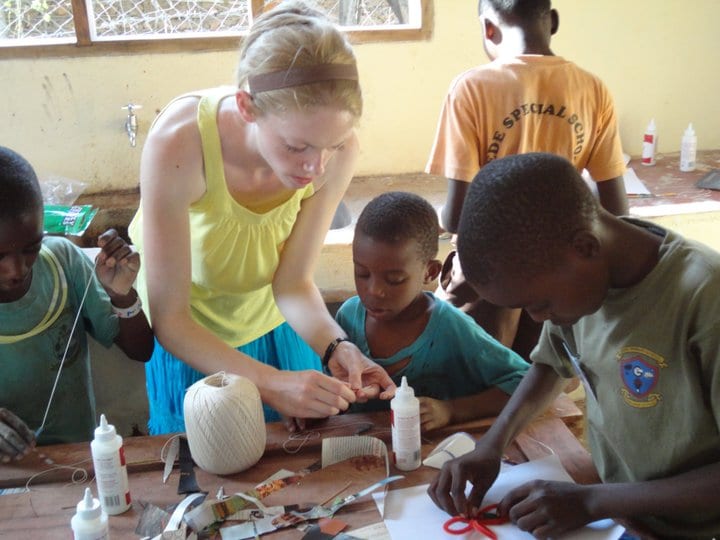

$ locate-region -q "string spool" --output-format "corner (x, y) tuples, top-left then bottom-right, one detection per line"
(183, 372), (266, 475)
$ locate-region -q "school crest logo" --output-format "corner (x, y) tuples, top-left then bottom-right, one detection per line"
(617, 347), (666, 408)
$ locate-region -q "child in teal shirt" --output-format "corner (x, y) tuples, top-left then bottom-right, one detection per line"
(0, 146), (153, 461)
(336, 191), (528, 431)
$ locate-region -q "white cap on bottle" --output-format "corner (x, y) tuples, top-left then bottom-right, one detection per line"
(76, 487), (102, 520)
(396, 376), (415, 398)
(94, 414), (117, 443)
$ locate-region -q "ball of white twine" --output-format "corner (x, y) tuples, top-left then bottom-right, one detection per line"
(183, 372), (266, 475)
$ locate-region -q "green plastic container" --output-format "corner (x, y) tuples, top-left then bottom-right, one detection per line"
(43, 205), (98, 236)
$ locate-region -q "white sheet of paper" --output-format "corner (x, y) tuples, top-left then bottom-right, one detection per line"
(373, 455), (624, 540)
(346, 521), (392, 539)
(623, 168), (652, 196)
(630, 200), (720, 217)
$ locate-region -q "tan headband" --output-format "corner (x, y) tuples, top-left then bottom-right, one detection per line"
(248, 63), (359, 93)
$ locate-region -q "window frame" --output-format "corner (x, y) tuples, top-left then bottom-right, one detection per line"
(0, 0), (433, 59)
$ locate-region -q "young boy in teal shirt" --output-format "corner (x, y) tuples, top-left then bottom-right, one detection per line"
(336, 191), (528, 431)
(0, 146), (153, 461)
(428, 153), (720, 538)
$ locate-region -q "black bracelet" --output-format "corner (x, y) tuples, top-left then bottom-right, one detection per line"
(322, 337), (351, 366)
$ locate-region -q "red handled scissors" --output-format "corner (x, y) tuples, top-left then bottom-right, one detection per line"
(443, 504), (508, 539)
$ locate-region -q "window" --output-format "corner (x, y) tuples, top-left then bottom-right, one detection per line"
(0, 0), (431, 54)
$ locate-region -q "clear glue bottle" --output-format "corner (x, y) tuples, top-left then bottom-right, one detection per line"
(91, 414), (131, 515)
(641, 118), (656, 166)
(390, 376), (421, 471)
(680, 123), (697, 172)
(71, 487), (109, 540)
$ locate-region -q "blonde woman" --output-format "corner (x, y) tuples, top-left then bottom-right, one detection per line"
(129, 1), (394, 434)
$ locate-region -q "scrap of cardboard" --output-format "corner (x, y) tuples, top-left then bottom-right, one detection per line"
(696, 169), (720, 190)
(263, 436), (389, 510)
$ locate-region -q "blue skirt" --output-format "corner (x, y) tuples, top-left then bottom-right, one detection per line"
(145, 322), (321, 434)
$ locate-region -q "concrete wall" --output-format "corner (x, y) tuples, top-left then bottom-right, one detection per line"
(6, 1), (719, 434)
(2, 0), (718, 192)
(90, 339), (149, 437)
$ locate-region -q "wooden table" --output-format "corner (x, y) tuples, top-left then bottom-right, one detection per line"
(628, 149), (720, 251)
(0, 395), (595, 539)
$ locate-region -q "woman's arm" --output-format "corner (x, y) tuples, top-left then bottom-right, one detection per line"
(272, 132), (394, 398)
(138, 99), (354, 418)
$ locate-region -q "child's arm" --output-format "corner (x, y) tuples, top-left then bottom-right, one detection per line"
(95, 229), (153, 362)
(596, 176), (628, 216)
(419, 387), (510, 432)
(0, 408), (35, 463)
(440, 179), (469, 234)
(497, 460), (720, 537)
(428, 363), (566, 517)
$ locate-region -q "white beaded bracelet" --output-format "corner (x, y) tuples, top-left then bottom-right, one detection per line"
(111, 296), (143, 319)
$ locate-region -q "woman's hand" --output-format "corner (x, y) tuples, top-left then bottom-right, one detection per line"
(0, 408), (35, 463)
(260, 368), (357, 421)
(326, 341), (396, 401)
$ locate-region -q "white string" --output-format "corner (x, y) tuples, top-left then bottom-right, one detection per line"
(283, 431), (321, 454)
(521, 434), (556, 456)
(35, 261), (98, 437)
(24, 457), (92, 492)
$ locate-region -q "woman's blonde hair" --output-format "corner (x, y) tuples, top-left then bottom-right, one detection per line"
(237, 1), (362, 119)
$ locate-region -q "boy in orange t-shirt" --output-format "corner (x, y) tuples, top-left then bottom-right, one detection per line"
(427, 0), (628, 360)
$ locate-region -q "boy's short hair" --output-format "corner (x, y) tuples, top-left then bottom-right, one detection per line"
(356, 191), (439, 262)
(457, 152), (599, 285)
(478, 0), (552, 21)
(0, 146), (43, 219)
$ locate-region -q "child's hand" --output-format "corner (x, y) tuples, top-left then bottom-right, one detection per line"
(281, 414), (306, 433)
(0, 408), (35, 463)
(326, 341), (396, 400)
(95, 229), (140, 296)
(419, 396), (452, 432)
(498, 480), (596, 536)
(353, 383), (382, 403)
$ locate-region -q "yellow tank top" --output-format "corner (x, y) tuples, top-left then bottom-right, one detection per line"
(129, 87), (315, 347)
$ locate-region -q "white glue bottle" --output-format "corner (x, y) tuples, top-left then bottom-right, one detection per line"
(71, 487), (109, 540)
(680, 123), (697, 172)
(390, 376), (421, 471)
(91, 414), (131, 515)
(641, 118), (656, 166)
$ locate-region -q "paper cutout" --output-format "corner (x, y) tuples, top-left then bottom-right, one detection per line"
(423, 432), (475, 469)
(162, 436), (179, 484)
(346, 522), (392, 540)
(195, 436), (394, 538)
(623, 168), (652, 196)
(322, 435), (389, 472)
(220, 476), (403, 539)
